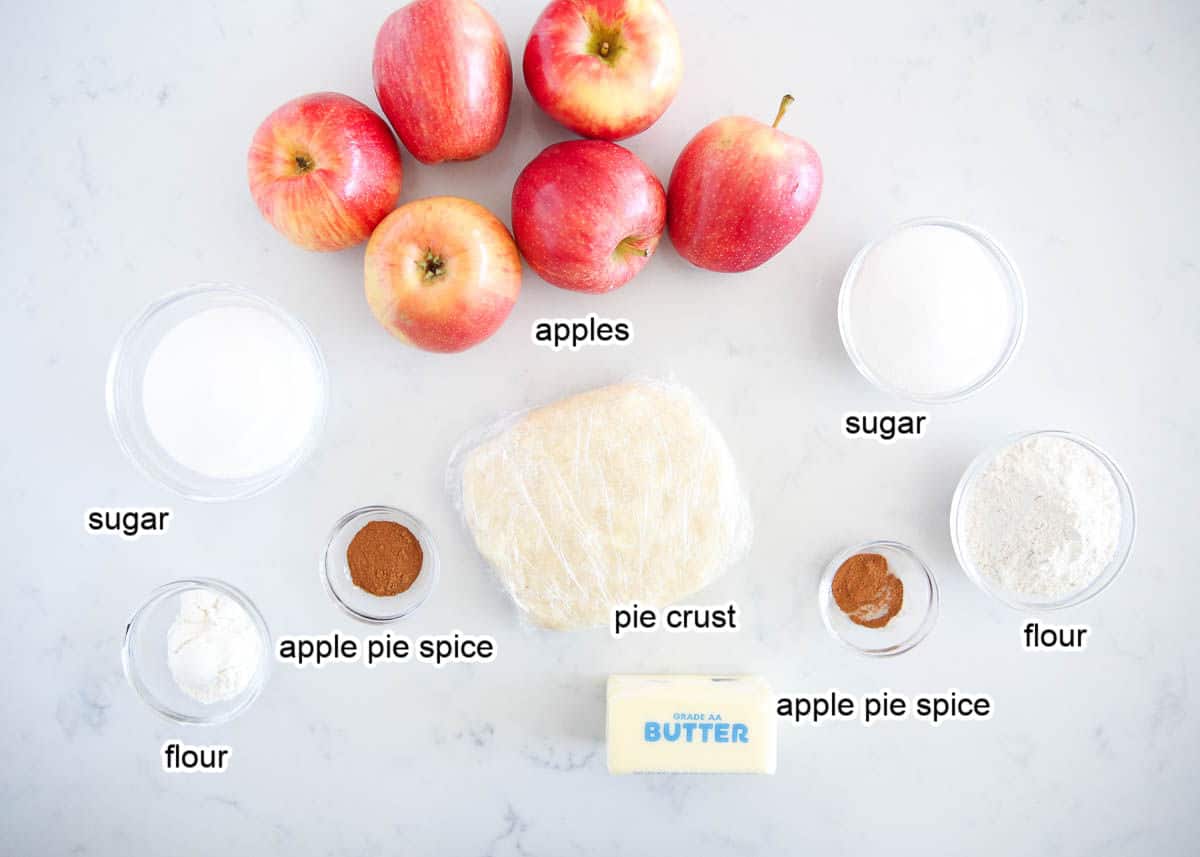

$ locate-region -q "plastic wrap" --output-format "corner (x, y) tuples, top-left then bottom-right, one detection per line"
(449, 379), (753, 630)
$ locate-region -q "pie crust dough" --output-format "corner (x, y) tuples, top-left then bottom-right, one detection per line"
(460, 381), (751, 630)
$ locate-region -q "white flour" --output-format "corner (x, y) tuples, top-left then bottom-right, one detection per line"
(167, 589), (262, 704)
(962, 435), (1121, 599)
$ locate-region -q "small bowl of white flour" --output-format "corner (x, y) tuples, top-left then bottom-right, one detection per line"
(122, 578), (270, 724)
(951, 431), (1135, 610)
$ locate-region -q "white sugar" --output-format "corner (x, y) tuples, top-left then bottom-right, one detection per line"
(847, 224), (1014, 398)
(142, 305), (321, 479)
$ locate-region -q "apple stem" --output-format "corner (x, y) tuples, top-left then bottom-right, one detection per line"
(617, 237), (650, 258)
(293, 153), (315, 174)
(586, 16), (623, 64)
(772, 94), (795, 129)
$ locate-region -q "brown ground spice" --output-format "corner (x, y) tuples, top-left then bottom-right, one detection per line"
(832, 552), (904, 628)
(347, 520), (424, 597)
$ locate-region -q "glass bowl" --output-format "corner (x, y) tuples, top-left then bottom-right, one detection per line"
(818, 540), (939, 657)
(950, 430), (1136, 610)
(838, 217), (1027, 403)
(106, 284), (328, 502)
(122, 578), (270, 725)
(322, 506), (440, 623)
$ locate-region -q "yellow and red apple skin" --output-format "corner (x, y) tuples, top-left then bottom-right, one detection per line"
(667, 115), (823, 272)
(512, 140), (665, 293)
(523, 0), (682, 141)
(364, 197), (522, 353)
(247, 93), (403, 252)
(373, 0), (513, 164)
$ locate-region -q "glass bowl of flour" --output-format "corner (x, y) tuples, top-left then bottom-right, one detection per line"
(122, 578), (270, 725)
(838, 218), (1026, 403)
(951, 430), (1136, 610)
(107, 284), (328, 501)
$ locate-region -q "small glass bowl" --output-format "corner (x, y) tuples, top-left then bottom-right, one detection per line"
(106, 284), (329, 502)
(838, 217), (1027, 403)
(819, 540), (940, 657)
(951, 430), (1136, 610)
(322, 506), (440, 623)
(122, 578), (271, 725)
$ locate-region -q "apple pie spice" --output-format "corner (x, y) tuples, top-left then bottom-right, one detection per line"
(832, 553), (904, 628)
(347, 520), (424, 597)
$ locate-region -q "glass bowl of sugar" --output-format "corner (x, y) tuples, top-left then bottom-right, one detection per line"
(838, 217), (1027, 403)
(950, 430), (1136, 610)
(122, 578), (271, 725)
(107, 284), (328, 501)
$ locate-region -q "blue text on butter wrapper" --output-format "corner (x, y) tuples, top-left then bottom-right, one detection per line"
(643, 721), (749, 743)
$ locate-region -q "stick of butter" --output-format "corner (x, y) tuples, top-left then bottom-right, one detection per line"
(607, 675), (777, 774)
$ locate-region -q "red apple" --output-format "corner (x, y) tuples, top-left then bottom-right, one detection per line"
(247, 93), (402, 252)
(373, 0), (512, 164)
(667, 95), (823, 272)
(512, 141), (665, 293)
(364, 197), (522, 352)
(523, 0), (682, 141)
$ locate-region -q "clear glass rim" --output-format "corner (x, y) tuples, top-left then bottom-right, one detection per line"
(818, 539), (940, 657)
(121, 577), (271, 725)
(321, 505), (441, 624)
(837, 216), (1028, 404)
(105, 283), (329, 502)
(949, 430), (1137, 611)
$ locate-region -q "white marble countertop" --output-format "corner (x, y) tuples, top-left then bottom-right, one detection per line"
(3, 0), (1198, 853)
